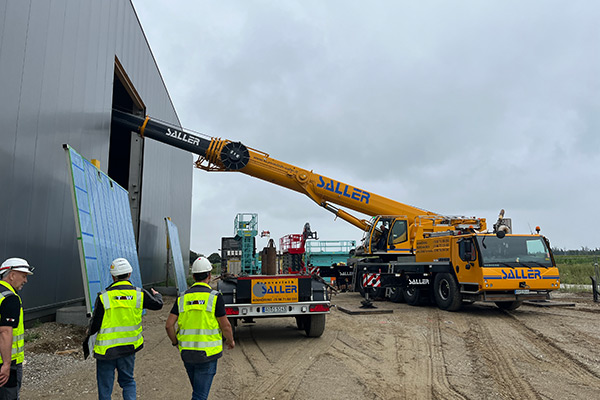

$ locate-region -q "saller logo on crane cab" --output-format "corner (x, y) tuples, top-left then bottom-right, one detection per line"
(501, 269), (541, 280)
(317, 176), (370, 204)
(166, 128), (200, 146)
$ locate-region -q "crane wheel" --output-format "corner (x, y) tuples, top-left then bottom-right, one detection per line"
(389, 287), (405, 303)
(433, 273), (462, 311)
(403, 287), (425, 306)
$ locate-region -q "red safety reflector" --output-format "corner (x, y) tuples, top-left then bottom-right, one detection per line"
(225, 307), (239, 315)
(309, 304), (329, 312)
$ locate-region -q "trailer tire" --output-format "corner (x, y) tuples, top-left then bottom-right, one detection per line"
(495, 301), (523, 311)
(389, 287), (405, 303)
(305, 314), (326, 337)
(403, 287), (424, 306)
(228, 317), (237, 339)
(433, 273), (462, 311)
(295, 316), (308, 330)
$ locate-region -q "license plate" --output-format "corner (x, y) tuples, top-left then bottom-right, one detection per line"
(515, 289), (530, 295)
(262, 306), (287, 313)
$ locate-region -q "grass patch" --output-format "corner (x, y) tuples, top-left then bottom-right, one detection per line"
(556, 255), (600, 285)
(24, 332), (41, 343)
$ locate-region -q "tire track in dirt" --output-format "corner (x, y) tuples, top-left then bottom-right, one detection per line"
(502, 311), (600, 382)
(398, 329), (433, 399)
(328, 325), (402, 399)
(334, 330), (384, 362)
(235, 325), (273, 376)
(429, 309), (468, 400)
(464, 312), (543, 400)
(239, 326), (340, 400)
(516, 307), (600, 360)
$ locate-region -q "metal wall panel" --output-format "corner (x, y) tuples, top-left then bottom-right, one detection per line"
(0, 0), (192, 319)
(65, 145), (144, 314)
(165, 218), (188, 296)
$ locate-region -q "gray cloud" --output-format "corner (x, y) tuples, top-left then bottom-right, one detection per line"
(135, 0), (599, 252)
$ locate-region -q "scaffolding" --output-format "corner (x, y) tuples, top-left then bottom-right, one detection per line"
(234, 213), (259, 275)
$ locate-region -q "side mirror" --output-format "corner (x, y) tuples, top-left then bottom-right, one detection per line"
(459, 239), (477, 262)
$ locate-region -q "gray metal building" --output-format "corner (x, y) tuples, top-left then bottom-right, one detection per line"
(0, 0), (192, 320)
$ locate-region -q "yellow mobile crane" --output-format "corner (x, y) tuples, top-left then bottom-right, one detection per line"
(112, 110), (560, 311)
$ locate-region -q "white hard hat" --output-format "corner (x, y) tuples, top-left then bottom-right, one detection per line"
(109, 258), (132, 276)
(191, 257), (212, 274)
(0, 258), (34, 276)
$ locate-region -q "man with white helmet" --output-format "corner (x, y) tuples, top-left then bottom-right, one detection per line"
(0, 258), (33, 400)
(165, 256), (235, 400)
(87, 258), (163, 400)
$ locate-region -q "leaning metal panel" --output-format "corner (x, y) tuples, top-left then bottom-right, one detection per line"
(165, 218), (188, 295)
(64, 144), (143, 314)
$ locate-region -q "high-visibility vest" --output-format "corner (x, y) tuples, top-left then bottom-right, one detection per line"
(0, 281), (24, 364)
(94, 282), (144, 356)
(176, 283), (223, 357)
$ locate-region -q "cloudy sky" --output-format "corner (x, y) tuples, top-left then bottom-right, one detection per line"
(132, 1), (599, 255)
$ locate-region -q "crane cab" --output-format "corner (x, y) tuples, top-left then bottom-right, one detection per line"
(363, 216), (411, 256)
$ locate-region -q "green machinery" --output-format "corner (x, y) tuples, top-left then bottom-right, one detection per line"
(234, 213), (260, 275)
(305, 240), (356, 283)
(305, 240), (356, 268)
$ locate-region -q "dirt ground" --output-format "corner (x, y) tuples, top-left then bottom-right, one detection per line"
(20, 290), (600, 400)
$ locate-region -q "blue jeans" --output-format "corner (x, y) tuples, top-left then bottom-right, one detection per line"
(96, 354), (136, 400)
(184, 359), (218, 400)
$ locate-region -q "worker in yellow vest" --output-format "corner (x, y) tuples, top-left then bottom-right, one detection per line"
(165, 256), (235, 400)
(88, 258), (163, 400)
(0, 258), (34, 400)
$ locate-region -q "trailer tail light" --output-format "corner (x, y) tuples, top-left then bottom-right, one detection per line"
(225, 307), (239, 315)
(309, 304), (329, 312)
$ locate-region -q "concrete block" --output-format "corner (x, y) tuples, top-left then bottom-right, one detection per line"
(154, 286), (178, 296)
(56, 306), (89, 327)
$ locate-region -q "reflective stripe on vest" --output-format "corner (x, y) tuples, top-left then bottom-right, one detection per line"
(176, 283), (222, 356)
(0, 282), (24, 364)
(94, 283), (144, 356)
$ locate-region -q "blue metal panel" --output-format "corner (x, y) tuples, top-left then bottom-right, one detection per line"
(65, 145), (143, 314)
(165, 218), (188, 295)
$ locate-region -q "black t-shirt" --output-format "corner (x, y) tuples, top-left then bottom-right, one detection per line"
(0, 296), (20, 328)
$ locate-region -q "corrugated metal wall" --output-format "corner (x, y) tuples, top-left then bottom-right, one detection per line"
(0, 0), (192, 319)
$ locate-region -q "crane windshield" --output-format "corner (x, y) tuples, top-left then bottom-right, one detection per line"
(476, 235), (553, 268)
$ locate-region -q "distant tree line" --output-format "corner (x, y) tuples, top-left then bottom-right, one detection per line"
(552, 247), (600, 256)
(189, 250), (221, 265)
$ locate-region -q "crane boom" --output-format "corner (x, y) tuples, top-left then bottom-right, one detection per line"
(111, 110), (559, 312)
(112, 110), (439, 231)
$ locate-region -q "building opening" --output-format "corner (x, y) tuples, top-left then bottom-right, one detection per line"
(109, 57), (145, 244)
